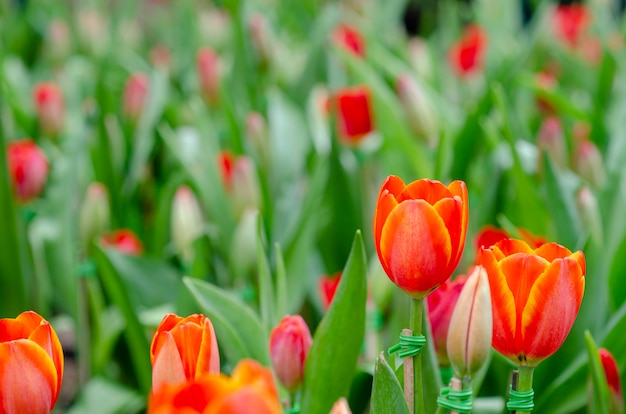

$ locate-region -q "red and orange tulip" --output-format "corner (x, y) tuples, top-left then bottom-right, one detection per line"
(148, 359), (281, 414)
(373, 176), (469, 298)
(150, 313), (220, 391)
(0, 311), (64, 414)
(479, 239), (585, 367)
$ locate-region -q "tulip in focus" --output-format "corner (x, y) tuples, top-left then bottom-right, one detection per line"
(78, 182), (110, 247)
(448, 24), (487, 78)
(171, 186), (205, 263)
(268, 315), (312, 392)
(197, 47), (220, 106)
(150, 313), (220, 391)
(334, 85), (374, 146)
(479, 238), (585, 367)
(373, 176), (469, 298)
(396, 73), (438, 143)
(122, 72), (150, 122)
(446, 266), (492, 379)
(100, 229), (144, 256)
(7, 139), (49, 204)
(149, 359), (281, 414)
(426, 275), (467, 367)
(319, 272), (342, 310)
(32, 82), (65, 137)
(331, 24), (365, 58)
(474, 225), (546, 252)
(0, 311), (64, 414)
(598, 348), (624, 414)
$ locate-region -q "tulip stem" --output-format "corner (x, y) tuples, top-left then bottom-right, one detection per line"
(410, 297), (425, 414)
(514, 366), (534, 414)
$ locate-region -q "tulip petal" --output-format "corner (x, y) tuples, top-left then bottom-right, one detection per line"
(448, 181), (469, 262)
(29, 321), (64, 395)
(0, 339), (58, 414)
(379, 199), (452, 296)
(534, 242), (573, 262)
(432, 196), (464, 274)
(490, 239), (534, 260)
(522, 257), (585, 365)
(152, 332), (186, 390)
(15, 311), (45, 331)
(0, 320), (31, 342)
(399, 179), (452, 205)
(170, 322), (204, 380)
(151, 314), (183, 363)
(194, 318), (220, 378)
(205, 387), (282, 414)
(374, 193), (399, 276)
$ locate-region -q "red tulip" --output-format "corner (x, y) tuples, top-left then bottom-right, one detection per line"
(373, 176), (469, 298)
(334, 85), (374, 145)
(479, 239), (585, 367)
(150, 313), (220, 392)
(332, 24), (365, 58)
(148, 359), (281, 414)
(268, 315), (312, 392)
(0, 311), (64, 414)
(319, 272), (342, 310)
(100, 229), (144, 255)
(197, 47), (220, 106)
(426, 275), (467, 366)
(7, 139), (49, 204)
(553, 3), (591, 48)
(474, 225), (546, 251)
(32, 82), (65, 137)
(122, 72), (149, 122)
(448, 24), (487, 78)
(598, 348), (624, 414)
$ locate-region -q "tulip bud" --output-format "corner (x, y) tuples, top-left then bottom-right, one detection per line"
(448, 24), (487, 78)
(246, 112), (270, 167)
(77, 9), (108, 56)
(329, 398), (353, 414)
(79, 182), (110, 248)
(196, 47), (220, 106)
(122, 72), (150, 122)
(407, 37), (433, 83)
(100, 229), (144, 255)
(45, 19), (71, 63)
(7, 139), (49, 204)
(576, 186), (603, 244)
(446, 266), (492, 379)
(572, 138), (605, 189)
(331, 24), (365, 58)
(537, 116), (566, 168)
(221, 153), (261, 218)
(248, 13), (274, 68)
(396, 73), (438, 143)
(552, 3), (590, 48)
(198, 8), (232, 50)
(171, 185), (204, 263)
(319, 272), (342, 310)
(229, 209), (260, 278)
(598, 348), (624, 414)
(535, 71), (558, 115)
(32, 82), (65, 138)
(150, 45), (172, 71)
(334, 85), (375, 146)
(269, 315), (312, 392)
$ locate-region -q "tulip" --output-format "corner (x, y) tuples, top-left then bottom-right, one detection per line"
(373, 176), (468, 298)
(217, 150), (234, 190)
(396, 73), (438, 143)
(331, 24), (365, 58)
(474, 225), (546, 252)
(198, 9), (232, 50)
(148, 359), (281, 414)
(576, 186), (603, 244)
(32, 82), (65, 137)
(217, 151), (261, 217)
(537, 116), (567, 169)
(171, 186), (205, 263)
(407, 37), (433, 83)
(248, 13), (274, 68)
(319, 272), (342, 310)
(7, 139), (49, 204)
(150, 313), (220, 391)
(45, 19), (70, 62)
(78, 182), (110, 247)
(334, 85), (374, 146)
(426, 275), (467, 366)
(268, 315), (312, 392)
(552, 3), (591, 48)
(535, 71), (558, 116)
(448, 24), (487, 78)
(150, 45), (171, 70)
(245, 112), (270, 167)
(122, 72), (150, 122)
(572, 138), (605, 189)
(479, 238), (585, 367)
(100, 229), (144, 256)
(446, 266), (492, 379)
(196, 47), (220, 106)
(598, 348), (624, 414)
(0, 311), (64, 414)
(329, 398), (353, 414)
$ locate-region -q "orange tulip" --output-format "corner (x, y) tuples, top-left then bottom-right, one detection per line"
(373, 176), (469, 298)
(479, 239), (585, 367)
(150, 314), (220, 391)
(0, 311), (64, 414)
(148, 359), (281, 414)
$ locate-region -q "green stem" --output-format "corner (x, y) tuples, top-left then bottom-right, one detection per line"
(515, 366), (534, 414)
(411, 298), (425, 414)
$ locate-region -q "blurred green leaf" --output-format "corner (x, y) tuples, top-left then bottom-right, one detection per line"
(66, 377), (145, 414)
(256, 212), (277, 331)
(371, 352), (410, 414)
(301, 230), (367, 414)
(274, 242), (288, 319)
(585, 330), (611, 414)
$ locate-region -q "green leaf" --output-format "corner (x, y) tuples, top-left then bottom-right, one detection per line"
(585, 331), (611, 414)
(300, 230), (367, 414)
(183, 277), (270, 366)
(370, 352), (410, 414)
(274, 242), (288, 319)
(66, 377), (145, 414)
(256, 212), (276, 331)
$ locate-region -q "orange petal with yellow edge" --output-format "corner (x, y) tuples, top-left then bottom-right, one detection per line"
(534, 242), (573, 262)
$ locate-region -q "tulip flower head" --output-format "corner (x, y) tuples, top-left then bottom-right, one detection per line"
(32, 82), (65, 137)
(479, 239), (585, 367)
(319, 272), (342, 310)
(268, 315), (312, 392)
(171, 186), (204, 263)
(373, 176), (469, 298)
(448, 24), (487, 78)
(79, 182), (111, 247)
(100, 229), (144, 256)
(332, 24), (365, 58)
(334, 85), (374, 146)
(122, 72), (150, 122)
(598, 348), (624, 414)
(0, 311), (64, 414)
(150, 313), (220, 391)
(7, 139), (49, 204)
(197, 47), (220, 106)
(553, 3), (591, 48)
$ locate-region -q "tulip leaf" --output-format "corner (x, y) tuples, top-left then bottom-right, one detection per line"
(274, 242), (288, 319)
(256, 212), (277, 331)
(300, 230), (367, 414)
(67, 377), (145, 414)
(183, 277), (271, 366)
(585, 331), (611, 414)
(370, 352), (410, 414)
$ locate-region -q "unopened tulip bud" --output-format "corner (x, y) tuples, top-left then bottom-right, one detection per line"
(329, 398), (353, 414)
(230, 156), (262, 218)
(77, 9), (108, 56)
(573, 138), (605, 188)
(7, 139), (49, 204)
(408, 37), (433, 83)
(171, 186), (204, 263)
(446, 266), (492, 379)
(248, 13), (274, 68)
(576, 186), (603, 244)
(79, 182), (110, 247)
(123, 72), (150, 122)
(246, 112), (270, 166)
(100, 229), (144, 255)
(45, 19), (70, 62)
(535, 71), (558, 115)
(269, 315), (312, 392)
(448, 24), (487, 78)
(196, 47), (220, 106)
(331, 24), (365, 58)
(229, 209), (260, 277)
(537, 116), (566, 168)
(33, 82), (65, 138)
(150, 45), (171, 71)
(334, 85), (375, 146)
(396, 73), (438, 143)
(598, 348), (624, 414)
(319, 272), (341, 310)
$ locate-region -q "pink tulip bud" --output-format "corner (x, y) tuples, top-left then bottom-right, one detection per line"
(535, 71), (558, 115)
(599, 348), (624, 414)
(572, 138), (605, 189)
(123, 73), (150, 122)
(196, 47), (220, 106)
(150, 45), (172, 71)
(218, 151), (261, 217)
(33, 82), (65, 137)
(79, 182), (111, 247)
(171, 186), (204, 263)
(246, 112), (270, 166)
(268, 315), (312, 392)
(334, 85), (374, 146)
(396, 73), (438, 142)
(537, 116), (567, 168)
(446, 266), (492, 379)
(248, 13), (274, 68)
(331, 24), (365, 58)
(7, 139), (49, 203)
(576, 186), (603, 244)
(100, 229), (144, 255)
